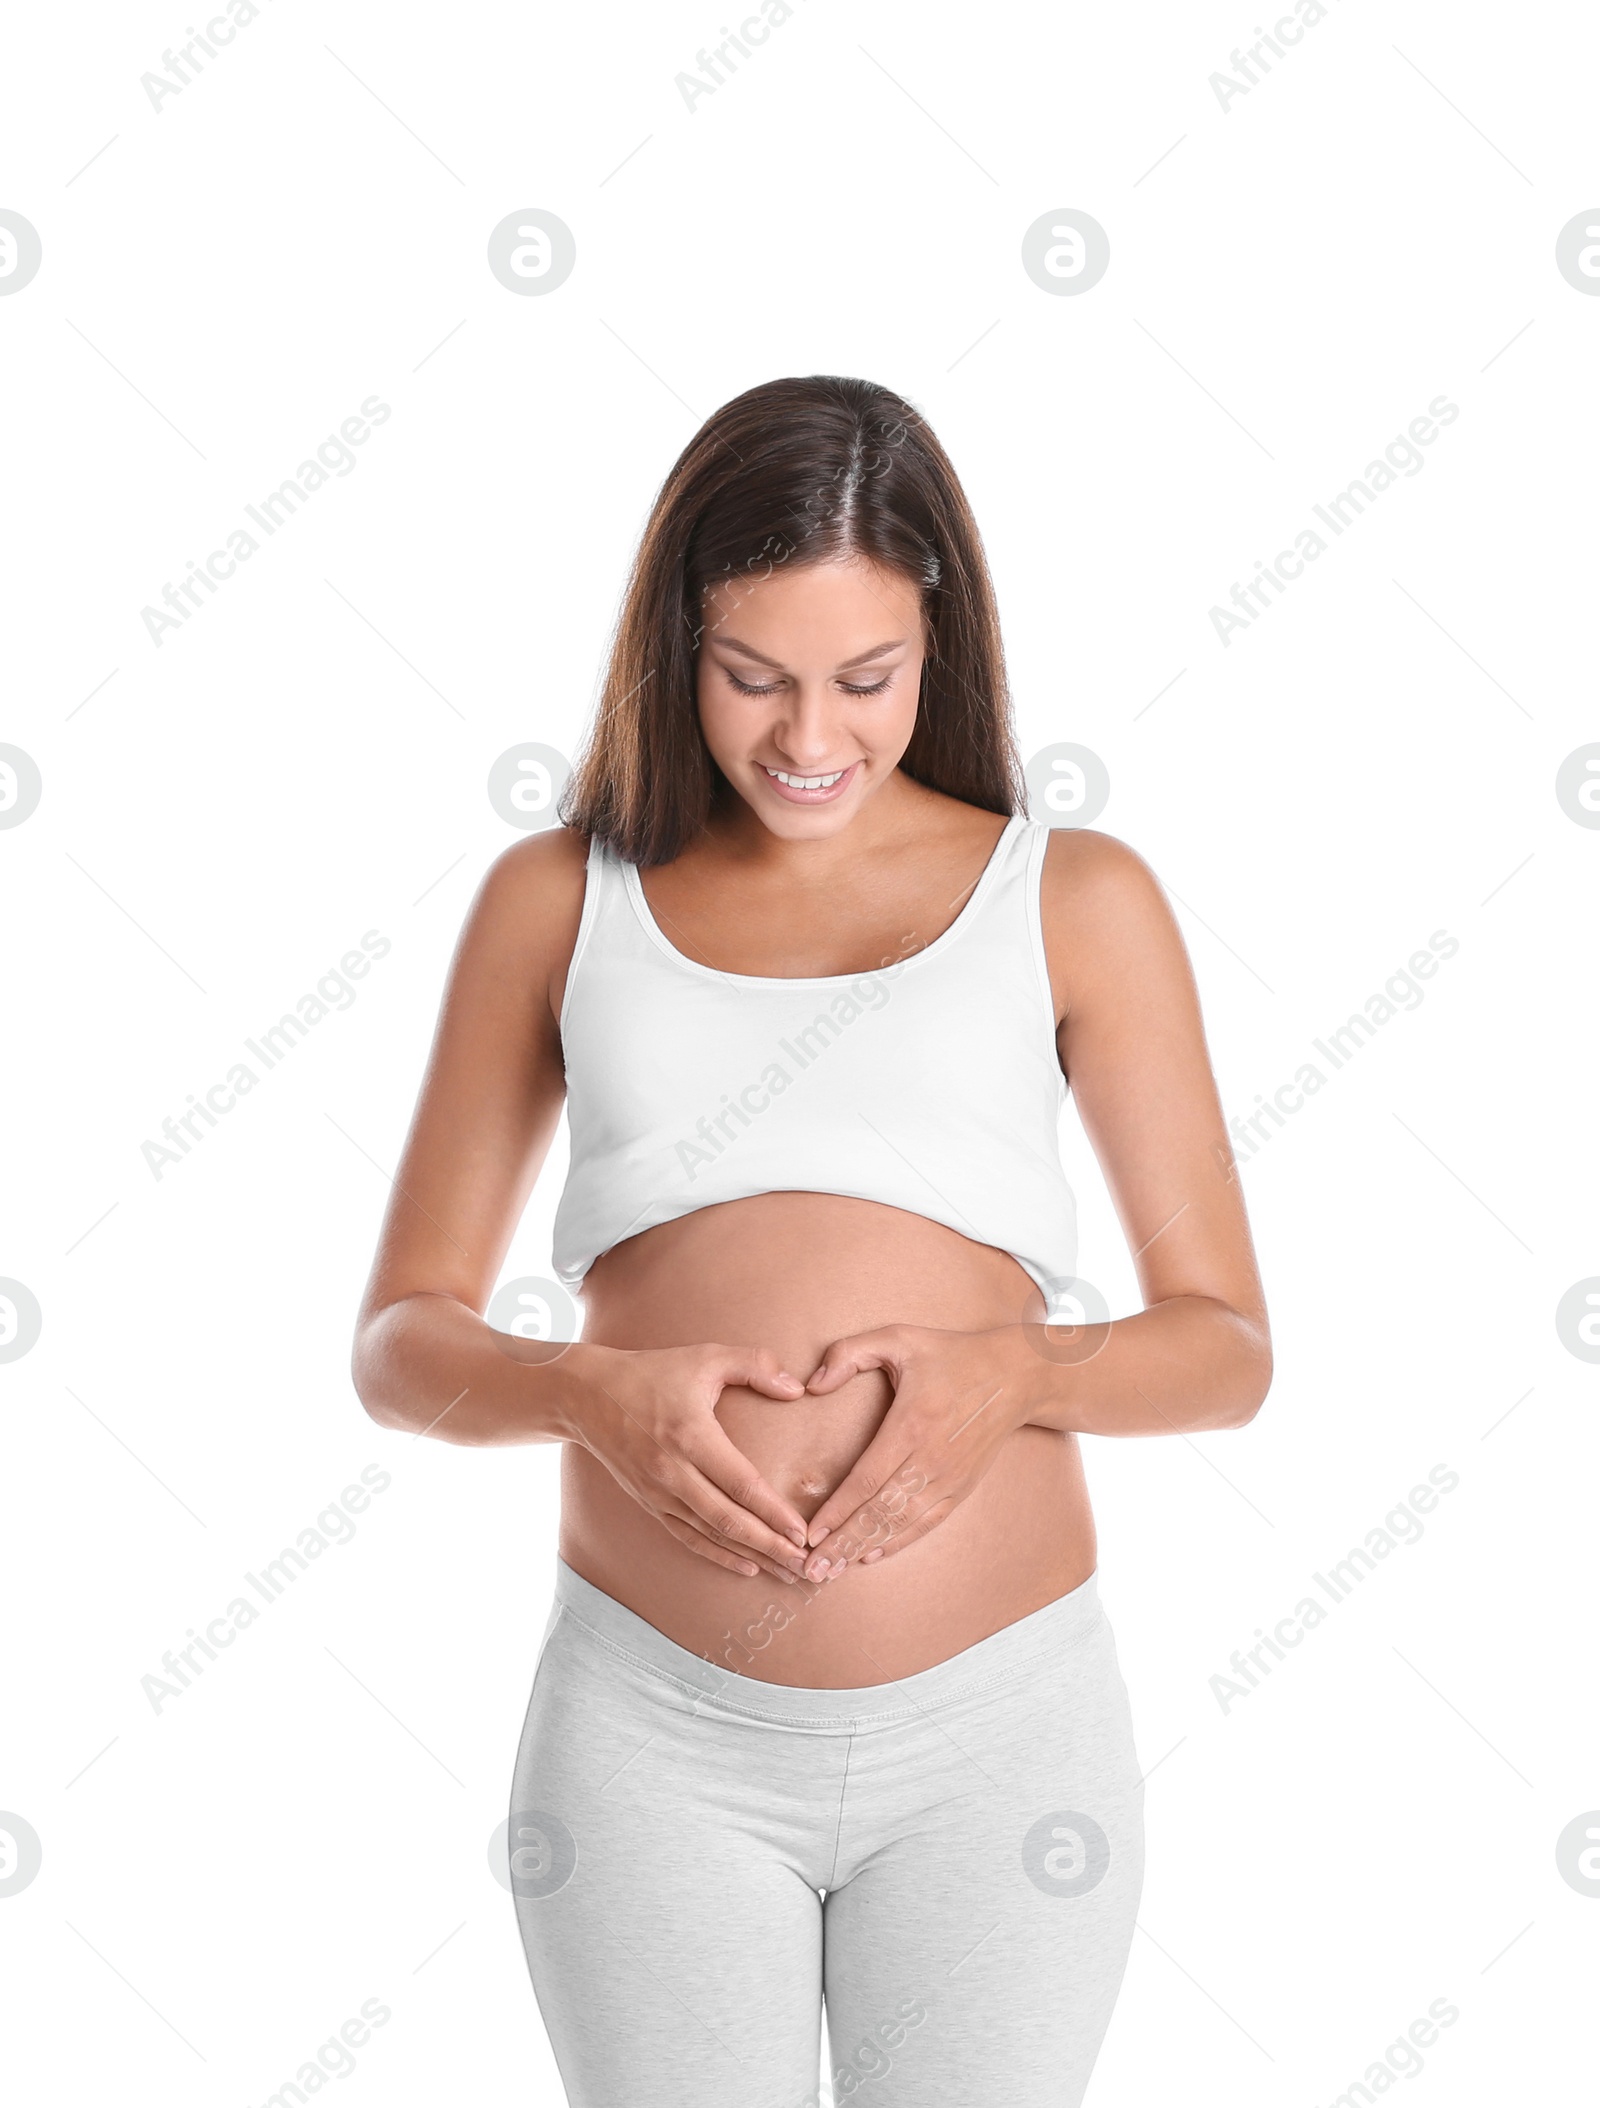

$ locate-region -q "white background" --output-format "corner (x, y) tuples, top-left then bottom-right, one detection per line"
(3, 1), (1597, 2102)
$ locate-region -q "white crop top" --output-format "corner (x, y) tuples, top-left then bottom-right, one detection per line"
(551, 813), (1077, 1300)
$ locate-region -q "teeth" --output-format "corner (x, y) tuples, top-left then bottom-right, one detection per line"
(766, 766), (845, 790)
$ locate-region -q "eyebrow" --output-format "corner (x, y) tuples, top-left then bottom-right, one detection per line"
(711, 635), (906, 671)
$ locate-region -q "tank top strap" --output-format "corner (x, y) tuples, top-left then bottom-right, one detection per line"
(960, 812), (1054, 1015)
(558, 829), (626, 1036)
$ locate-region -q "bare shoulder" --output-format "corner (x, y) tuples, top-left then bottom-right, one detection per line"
(1039, 824), (1172, 924)
(1037, 826), (1191, 1018)
(478, 821), (589, 900)
(458, 825), (592, 1022)
(470, 823), (589, 936)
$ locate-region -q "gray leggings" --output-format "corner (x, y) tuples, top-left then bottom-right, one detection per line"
(509, 1558), (1144, 2107)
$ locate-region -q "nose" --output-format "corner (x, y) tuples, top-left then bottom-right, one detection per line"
(772, 685), (848, 767)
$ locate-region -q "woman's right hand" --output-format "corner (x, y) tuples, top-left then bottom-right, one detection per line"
(570, 1342), (814, 1583)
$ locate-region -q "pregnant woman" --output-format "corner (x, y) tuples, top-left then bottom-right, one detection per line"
(352, 375), (1271, 2108)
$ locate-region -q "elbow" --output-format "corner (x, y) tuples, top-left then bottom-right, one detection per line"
(350, 1311), (404, 1432)
(349, 1347), (387, 1430)
(1180, 1298), (1272, 1431)
(1221, 1317), (1273, 1429)
(354, 1382), (399, 1434)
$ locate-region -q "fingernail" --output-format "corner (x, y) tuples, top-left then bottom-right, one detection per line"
(810, 1527), (831, 1547)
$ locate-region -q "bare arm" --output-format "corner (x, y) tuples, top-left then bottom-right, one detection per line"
(1020, 825), (1272, 1436)
(351, 826), (591, 1446)
(800, 828), (1272, 1568)
(350, 828), (812, 1580)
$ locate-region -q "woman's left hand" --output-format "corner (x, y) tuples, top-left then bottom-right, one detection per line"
(797, 1324), (1038, 1578)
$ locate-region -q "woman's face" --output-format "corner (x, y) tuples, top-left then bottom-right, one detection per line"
(695, 555), (925, 838)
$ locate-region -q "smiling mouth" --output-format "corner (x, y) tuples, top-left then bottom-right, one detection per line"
(759, 762), (859, 802)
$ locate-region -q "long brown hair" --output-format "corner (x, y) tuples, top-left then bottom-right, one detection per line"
(561, 375), (1025, 866)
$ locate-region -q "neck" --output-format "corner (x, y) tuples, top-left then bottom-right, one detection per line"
(703, 767), (941, 880)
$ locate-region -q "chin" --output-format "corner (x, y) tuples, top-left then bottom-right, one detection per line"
(757, 796), (862, 836)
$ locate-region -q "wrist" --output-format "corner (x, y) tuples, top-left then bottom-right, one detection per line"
(544, 1339), (631, 1450)
(986, 1322), (1075, 1434)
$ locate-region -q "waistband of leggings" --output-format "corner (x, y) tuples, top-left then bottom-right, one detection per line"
(550, 1556), (1108, 1729)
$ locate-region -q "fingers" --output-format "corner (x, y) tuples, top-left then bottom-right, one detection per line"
(684, 1418), (811, 1551)
(803, 1330), (898, 1396)
(592, 1352), (811, 1562)
(659, 1514), (760, 1576)
(670, 1448), (811, 1577)
(808, 1451), (939, 1561)
(719, 1344), (808, 1404)
(803, 1420), (914, 1546)
(803, 1463), (884, 1551)
(821, 1483), (951, 1570)
(802, 1353), (858, 1397)
(659, 1514), (803, 1585)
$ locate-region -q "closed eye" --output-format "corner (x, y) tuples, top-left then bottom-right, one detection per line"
(724, 672), (893, 698)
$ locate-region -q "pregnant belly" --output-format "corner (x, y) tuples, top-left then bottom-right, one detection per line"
(560, 1191), (1097, 1686)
